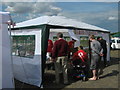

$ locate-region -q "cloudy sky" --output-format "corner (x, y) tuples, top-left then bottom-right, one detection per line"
(1, 0), (119, 33)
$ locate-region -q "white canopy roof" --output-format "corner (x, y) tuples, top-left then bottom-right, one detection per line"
(15, 16), (109, 32)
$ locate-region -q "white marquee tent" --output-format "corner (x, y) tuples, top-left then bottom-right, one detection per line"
(11, 15), (110, 87)
(0, 11), (15, 89)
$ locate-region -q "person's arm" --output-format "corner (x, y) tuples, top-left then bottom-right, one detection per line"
(52, 41), (58, 60)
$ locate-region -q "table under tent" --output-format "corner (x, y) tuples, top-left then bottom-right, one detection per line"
(11, 16), (110, 87)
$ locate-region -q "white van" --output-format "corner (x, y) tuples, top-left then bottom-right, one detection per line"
(111, 37), (120, 49)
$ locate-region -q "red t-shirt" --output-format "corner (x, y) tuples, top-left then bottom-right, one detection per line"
(72, 50), (88, 62)
(68, 41), (74, 48)
(68, 40), (75, 52)
(47, 39), (53, 53)
(52, 39), (68, 59)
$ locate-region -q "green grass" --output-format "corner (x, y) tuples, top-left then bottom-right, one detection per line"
(110, 50), (120, 58)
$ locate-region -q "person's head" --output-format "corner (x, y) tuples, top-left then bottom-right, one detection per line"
(89, 35), (95, 41)
(78, 46), (83, 50)
(72, 38), (76, 42)
(97, 37), (102, 41)
(57, 32), (63, 39)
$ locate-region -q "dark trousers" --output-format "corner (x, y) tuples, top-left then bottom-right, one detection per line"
(103, 52), (107, 66)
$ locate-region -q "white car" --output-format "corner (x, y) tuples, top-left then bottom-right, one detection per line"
(111, 38), (120, 49)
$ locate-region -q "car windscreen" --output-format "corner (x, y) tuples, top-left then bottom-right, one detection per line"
(111, 40), (115, 43)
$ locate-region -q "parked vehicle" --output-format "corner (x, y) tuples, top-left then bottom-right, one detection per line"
(111, 37), (120, 49)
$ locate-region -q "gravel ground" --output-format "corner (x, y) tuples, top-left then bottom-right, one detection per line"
(15, 50), (120, 89)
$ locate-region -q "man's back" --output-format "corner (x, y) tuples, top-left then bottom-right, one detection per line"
(52, 39), (68, 58)
(72, 49), (88, 62)
(91, 40), (102, 55)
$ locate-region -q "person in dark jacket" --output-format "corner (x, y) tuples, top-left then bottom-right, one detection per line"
(52, 32), (69, 84)
(97, 37), (108, 67)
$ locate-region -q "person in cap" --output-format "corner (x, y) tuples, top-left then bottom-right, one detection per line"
(68, 38), (77, 58)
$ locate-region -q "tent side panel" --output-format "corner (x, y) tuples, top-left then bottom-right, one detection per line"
(101, 33), (110, 61)
(0, 22), (2, 90)
(1, 24), (14, 88)
(11, 29), (42, 87)
(0, 11), (15, 89)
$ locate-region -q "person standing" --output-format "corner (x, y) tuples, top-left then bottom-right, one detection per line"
(68, 38), (76, 58)
(89, 35), (103, 80)
(97, 37), (108, 67)
(68, 38), (76, 51)
(52, 32), (69, 84)
(46, 39), (53, 70)
(47, 39), (53, 59)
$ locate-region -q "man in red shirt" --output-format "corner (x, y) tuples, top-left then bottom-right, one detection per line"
(52, 32), (69, 84)
(47, 39), (53, 53)
(68, 38), (76, 58)
(46, 39), (53, 70)
(47, 39), (53, 58)
(72, 46), (89, 80)
(68, 39), (76, 49)
(72, 46), (88, 62)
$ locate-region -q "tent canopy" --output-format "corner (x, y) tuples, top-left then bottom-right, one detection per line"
(14, 16), (109, 32)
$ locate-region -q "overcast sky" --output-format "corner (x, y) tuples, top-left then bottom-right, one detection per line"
(1, 0), (119, 33)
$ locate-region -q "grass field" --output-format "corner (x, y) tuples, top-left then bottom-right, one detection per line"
(110, 49), (120, 58)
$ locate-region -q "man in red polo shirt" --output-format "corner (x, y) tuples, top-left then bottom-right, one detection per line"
(47, 39), (53, 58)
(68, 38), (76, 58)
(46, 39), (53, 70)
(52, 32), (69, 84)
